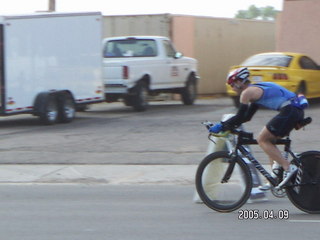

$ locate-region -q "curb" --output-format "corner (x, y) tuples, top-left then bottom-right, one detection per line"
(0, 164), (198, 185)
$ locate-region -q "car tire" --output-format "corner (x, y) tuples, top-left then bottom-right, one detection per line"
(132, 81), (149, 111)
(231, 96), (240, 108)
(297, 82), (307, 95)
(181, 75), (197, 105)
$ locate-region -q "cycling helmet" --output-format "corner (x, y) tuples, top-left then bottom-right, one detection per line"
(227, 67), (250, 86)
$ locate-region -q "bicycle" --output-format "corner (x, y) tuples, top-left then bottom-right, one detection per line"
(195, 117), (320, 213)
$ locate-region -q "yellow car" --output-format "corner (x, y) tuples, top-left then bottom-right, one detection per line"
(226, 52), (320, 106)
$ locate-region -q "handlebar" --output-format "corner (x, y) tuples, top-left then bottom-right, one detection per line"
(202, 121), (231, 138)
(202, 121), (245, 137)
(209, 131), (231, 138)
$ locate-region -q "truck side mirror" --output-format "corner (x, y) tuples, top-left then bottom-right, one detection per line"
(174, 52), (183, 59)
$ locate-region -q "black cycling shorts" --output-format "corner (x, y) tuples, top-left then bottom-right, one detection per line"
(266, 105), (304, 137)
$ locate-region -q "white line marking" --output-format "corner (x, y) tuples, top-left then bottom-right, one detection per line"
(288, 220), (320, 223)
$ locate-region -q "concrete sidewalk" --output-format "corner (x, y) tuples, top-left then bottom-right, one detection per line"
(0, 164), (198, 185)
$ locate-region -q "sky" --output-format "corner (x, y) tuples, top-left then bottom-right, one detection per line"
(0, 0), (283, 18)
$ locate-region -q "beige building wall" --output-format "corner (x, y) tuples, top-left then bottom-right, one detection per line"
(103, 14), (276, 95)
(171, 16), (195, 58)
(173, 17), (275, 94)
(277, 0), (320, 63)
(103, 14), (171, 37)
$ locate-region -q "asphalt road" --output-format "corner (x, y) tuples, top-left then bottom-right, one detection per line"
(0, 97), (319, 165)
(0, 98), (231, 165)
(0, 185), (319, 240)
(0, 97), (320, 239)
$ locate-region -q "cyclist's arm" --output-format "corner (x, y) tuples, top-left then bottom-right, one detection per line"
(221, 87), (261, 130)
(221, 103), (259, 130)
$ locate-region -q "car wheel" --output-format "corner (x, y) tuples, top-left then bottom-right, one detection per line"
(231, 96), (240, 108)
(132, 81), (149, 111)
(297, 82), (307, 95)
(181, 75), (197, 105)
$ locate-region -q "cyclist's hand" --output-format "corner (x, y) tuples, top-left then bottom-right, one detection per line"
(209, 123), (223, 133)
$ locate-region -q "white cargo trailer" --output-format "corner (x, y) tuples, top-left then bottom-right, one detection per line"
(0, 12), (104, 124)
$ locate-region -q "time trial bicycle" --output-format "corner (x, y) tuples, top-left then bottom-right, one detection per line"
(195, 117), (320, 213)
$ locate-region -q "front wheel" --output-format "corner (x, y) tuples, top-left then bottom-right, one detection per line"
(195, 151), (252, 212)
(286, 151), (320, 213)
(181, 75), (197, 105)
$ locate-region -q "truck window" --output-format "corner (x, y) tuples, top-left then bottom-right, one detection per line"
(162, 40), (176, 58)
(104, 39), (157, 58)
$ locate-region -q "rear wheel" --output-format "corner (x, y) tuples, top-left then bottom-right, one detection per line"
(195, 151), (252, 212)
(132, 81), (149, 111)
(39, 94), (59, 125)
(58, 93), (76, 123)
(286, 151), (320, 213)
(297, 82), (307, 95)
(231, 96), (240, 108)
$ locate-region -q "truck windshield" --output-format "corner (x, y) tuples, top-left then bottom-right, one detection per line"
(104, 39), (157, 58)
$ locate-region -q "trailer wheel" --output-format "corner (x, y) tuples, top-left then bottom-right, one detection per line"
(39, 94), (59, 125)
(58, 93), (76, 123)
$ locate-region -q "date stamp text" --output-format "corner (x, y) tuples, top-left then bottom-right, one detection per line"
(238, 209), (289, 220)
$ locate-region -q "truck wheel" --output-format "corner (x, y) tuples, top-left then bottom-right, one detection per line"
(132, 81), (149, 111)
(58, 93), (76, 123)
(181, 75), (197, 105)
(39, 95), (59, 125)
(123, 96), (133, 106)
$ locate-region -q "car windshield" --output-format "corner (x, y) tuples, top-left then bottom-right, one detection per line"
(103, 39), (157, 58)
(241, 54), (293, 67)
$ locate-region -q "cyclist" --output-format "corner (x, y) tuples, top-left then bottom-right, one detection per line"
(209, 67), (309, 188)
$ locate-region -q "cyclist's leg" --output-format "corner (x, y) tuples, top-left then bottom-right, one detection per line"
(257, 126), (290, 170)
(257, 105), (303, 171)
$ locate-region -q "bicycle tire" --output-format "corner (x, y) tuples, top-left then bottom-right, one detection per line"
(286, 151), (320, 213)
(195, 151), (253, 212)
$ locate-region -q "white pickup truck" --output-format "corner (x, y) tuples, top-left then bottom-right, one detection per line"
(102, 36), (199, 111)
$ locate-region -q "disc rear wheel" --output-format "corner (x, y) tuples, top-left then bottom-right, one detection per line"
(286, 151), (320, 213)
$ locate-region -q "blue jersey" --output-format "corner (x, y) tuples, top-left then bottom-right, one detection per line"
(251, 82), (296, 110)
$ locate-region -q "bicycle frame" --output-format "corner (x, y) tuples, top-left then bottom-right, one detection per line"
(222, 132), (300, 187)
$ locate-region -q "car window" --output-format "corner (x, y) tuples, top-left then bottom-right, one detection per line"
(299, 56), (319, 70)
(242, 54), (293, 67)
(104, 39), (157, 58)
